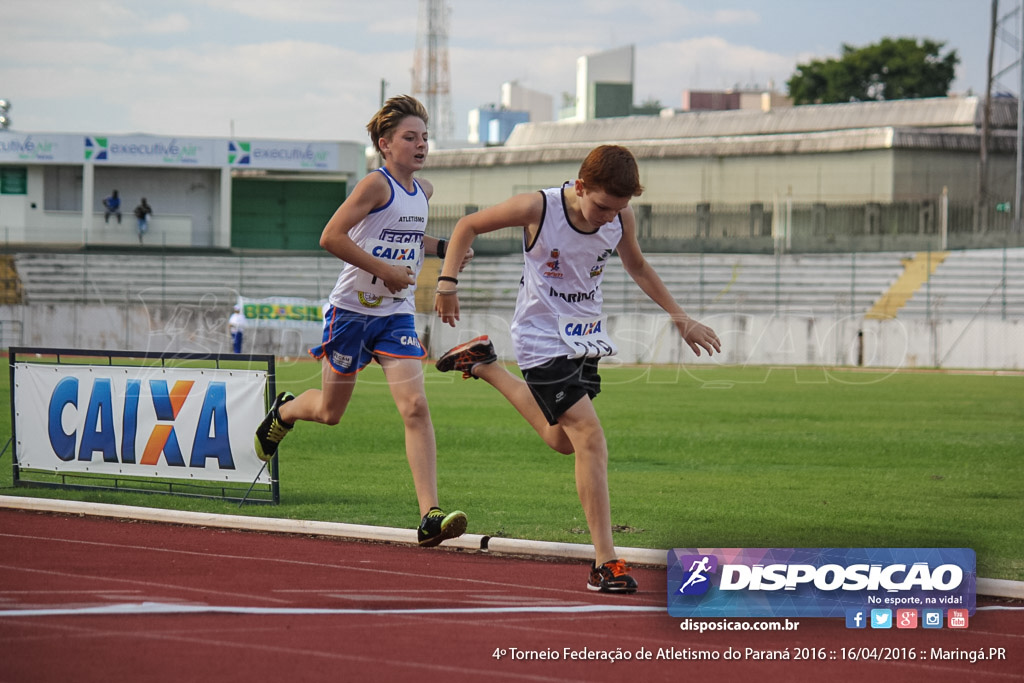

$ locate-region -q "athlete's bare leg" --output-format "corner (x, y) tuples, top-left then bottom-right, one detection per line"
(472, 362), (574, 454)
(380, 355), (439, 517)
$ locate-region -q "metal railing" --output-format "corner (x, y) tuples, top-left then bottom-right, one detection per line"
(423, 199), (1024, 255)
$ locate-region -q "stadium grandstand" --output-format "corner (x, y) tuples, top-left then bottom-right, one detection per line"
(2, 245), (1021, 370)
(0, 96), (1021, 369)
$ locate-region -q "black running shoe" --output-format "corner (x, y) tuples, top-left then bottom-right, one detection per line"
(253, 391), (295, 462)
(417, 507), (468, 547)
(587, 558), (638, 593)
(435, 335), (497, 379)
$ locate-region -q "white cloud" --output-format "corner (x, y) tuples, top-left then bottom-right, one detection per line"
(6, 0), (191, 38)
(202, 0), (395, 25)
(1, 0), (990, 140)
(640, 37), (798, 98)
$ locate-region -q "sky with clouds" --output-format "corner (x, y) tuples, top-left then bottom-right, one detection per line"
(0, 0), (1007, 145)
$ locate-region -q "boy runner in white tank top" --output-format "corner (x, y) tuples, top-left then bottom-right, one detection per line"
(434, 145), (721, 592)
(254, 95), (471, 548)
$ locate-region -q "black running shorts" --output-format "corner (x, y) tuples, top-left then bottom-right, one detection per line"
(521, 356), (601, 426)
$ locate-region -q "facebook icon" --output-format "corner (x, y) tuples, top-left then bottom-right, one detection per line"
(845, 609), (867, 629)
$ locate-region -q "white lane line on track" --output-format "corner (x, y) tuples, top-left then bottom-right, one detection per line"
(0, 590), (143, 594)
(2, 602), (1017, 619)
(0, 601), (666, 618)
(0, 531), (665, 604)
(0, 563), (294, 605)
(1, 619), (583, 683)
(5, 497), (1023, 600)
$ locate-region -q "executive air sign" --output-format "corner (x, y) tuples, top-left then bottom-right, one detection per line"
(667, 547), (976, 618)
(84, 135), (213, 165)
(0, 131), (344, 171)
(14, 363), (270, 485)
(227, 139), (338, 170)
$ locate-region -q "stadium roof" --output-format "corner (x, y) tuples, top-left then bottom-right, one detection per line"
(425, 96), (1017, 168)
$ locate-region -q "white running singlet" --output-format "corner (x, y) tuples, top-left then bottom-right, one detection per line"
(329, 168), (427, 316)
(511, 182), (622, 369)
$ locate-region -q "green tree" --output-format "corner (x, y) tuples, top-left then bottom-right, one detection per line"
(787, 37), (959, 105)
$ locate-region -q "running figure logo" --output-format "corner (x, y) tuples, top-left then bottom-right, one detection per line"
(677, 554), (718, 595)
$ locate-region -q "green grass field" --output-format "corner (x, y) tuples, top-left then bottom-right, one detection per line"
(2, 360), (1021, 581)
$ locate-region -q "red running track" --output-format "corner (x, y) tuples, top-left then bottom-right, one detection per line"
(0, 508), (1021, 683)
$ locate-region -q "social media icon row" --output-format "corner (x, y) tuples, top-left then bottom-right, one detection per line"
(846, 608), (968, 629)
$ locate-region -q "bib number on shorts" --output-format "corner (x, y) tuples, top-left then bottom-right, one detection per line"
(558, 315), (617, 359)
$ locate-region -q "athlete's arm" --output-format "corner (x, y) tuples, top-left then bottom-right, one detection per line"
(418, 176), (434, 201)
(617, 208), (721, 357)
(412, 177), (475, 269)
(319, 172), (415, 294)
(435, 192), (543, 326)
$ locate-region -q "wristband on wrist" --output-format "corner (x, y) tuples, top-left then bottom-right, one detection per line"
(437, 275), (458, 284)
(436, 239), (447, 259)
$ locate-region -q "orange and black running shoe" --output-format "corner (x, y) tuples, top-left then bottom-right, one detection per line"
(435, 335), (497, 379)
(587, 558), (638, 593)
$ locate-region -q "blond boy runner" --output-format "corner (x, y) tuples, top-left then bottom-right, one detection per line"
(255, 95), (469, 547)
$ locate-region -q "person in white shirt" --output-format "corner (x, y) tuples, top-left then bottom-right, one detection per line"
(228, 304), (246, 354)
(434, 144), (721, 593)
(254, 95), (471, 548)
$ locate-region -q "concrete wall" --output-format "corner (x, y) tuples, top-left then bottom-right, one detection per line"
(3, 304), (1021, 371)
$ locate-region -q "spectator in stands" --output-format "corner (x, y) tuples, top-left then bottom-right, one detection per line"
(133, 198), (152, 243)
(102, 190), (121, 224)
(228, 304), (246, 354)
(433, 144), (721, 594)
(252, 94), (473, 549)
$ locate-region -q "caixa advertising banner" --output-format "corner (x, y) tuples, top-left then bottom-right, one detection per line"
(667, 548), (975, 618)
(14, 363), (270, 485)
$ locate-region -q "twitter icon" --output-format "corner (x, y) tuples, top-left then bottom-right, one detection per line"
(870, 609), (893, 629)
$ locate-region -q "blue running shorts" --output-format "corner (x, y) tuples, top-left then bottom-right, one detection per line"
(310, 307), (426, 375)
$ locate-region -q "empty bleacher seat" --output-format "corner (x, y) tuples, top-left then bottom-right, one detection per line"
(11, 248), (1022, 321)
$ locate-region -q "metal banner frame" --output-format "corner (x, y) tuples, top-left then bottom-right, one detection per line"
(7, 347), (279, 505)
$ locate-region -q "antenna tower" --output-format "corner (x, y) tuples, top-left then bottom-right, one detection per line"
(412, 0), (453, 143)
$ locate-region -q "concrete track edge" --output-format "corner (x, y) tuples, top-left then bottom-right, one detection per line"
(2, 495), (1020, 600)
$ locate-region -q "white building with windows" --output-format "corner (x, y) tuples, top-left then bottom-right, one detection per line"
(0, 131), (364, 249)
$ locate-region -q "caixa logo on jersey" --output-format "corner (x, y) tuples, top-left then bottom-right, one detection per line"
(47, 376), (235, 470)
(666, 548), (976, 618)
